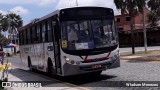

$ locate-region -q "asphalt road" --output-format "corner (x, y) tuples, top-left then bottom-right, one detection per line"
(5, 55), (160, 90)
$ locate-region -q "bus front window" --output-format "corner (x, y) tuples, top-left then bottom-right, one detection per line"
(91, 20), (116, 48)
(61, 21), (93, 50)
(61, 20), (117, 50)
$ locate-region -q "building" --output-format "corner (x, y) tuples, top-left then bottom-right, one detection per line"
(115, 8), (149, 33)
(8, 34), (19, 45)
(115, 8), (160, 46)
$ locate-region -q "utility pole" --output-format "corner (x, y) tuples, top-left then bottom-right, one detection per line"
(76, 0), (78, 6)
(69, 0), (71, 7)
(7, 11), (12, 43)
(142, 7), (147, 53)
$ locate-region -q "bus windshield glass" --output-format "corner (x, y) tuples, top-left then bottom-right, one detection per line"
(61, 20), (117, 50)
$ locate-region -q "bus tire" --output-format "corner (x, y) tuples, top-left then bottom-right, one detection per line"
(48, 59), (55, 77)
(93, 70), (102, 75)
(28, 57), (33, 71)
(88, 70), (102, 76)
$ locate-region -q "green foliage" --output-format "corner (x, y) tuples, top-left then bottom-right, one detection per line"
(148, 0), (160, 11)
(147, 0), (160, 29)
(0, 33), (9, 46)
(114, 0), (146, 16)
(0, 13), (8, 32)
(6, 13), (23, 34)
(0, 13), (23, 34)
(147, 11), (160, 30)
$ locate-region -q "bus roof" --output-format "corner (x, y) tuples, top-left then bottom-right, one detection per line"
(18, 6), (113, 31)
(18, 10), (60, 31)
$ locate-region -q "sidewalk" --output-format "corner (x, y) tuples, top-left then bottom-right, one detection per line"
(120, 50), (160, 62)
(1, 56), (89, 90)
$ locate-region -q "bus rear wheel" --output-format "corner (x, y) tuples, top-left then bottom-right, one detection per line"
(88, 70), (102, 76)
(48, 60), (55, 77)
(93, 70), (102, 75)
(28, 58), (33, 71)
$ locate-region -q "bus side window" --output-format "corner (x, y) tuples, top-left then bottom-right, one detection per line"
(19, 31), (22, 45)
(45, 22), (48, 42)
(23, 29), (26, 44)
(37, 24), (41, 43)
(25, 29), (28, 44)
(47, 20), (52, 42)
(28, 28), (32, 44)
(34, 26), (38, 43)
(52, 21), (57, 39)
(42, 23), (46, 42)
(31, 27), (35, 43)
(22, 30), (24, 45)
(54, 21), (60, 40)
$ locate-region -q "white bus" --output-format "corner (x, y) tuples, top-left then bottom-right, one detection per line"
(18, 7), (120, 76)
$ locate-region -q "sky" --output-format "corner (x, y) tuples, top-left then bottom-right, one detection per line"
(0, 0), (120, 25)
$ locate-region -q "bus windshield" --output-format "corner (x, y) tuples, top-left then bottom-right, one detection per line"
(61, 20), (117, 50)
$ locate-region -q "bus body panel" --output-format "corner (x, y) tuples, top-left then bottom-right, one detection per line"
(43, 42), (55, 72)
(19, 7), (120, 76)
(20, 43), (56, 72)
(60, 47), (120, 76)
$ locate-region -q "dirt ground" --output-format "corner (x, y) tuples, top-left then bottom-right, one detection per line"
(121, 50), (160, 56)
(120, 50), (160, 61)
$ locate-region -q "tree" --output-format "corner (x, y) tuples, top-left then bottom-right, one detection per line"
(147, 0), (160, 30)
(0, 33), (9, 47)
(0, 13), (23, 54)
(0, 13), (3, 30)
(147, 11), (160, 30)
(0, 13), (9, 48)
(114, 0), (146, 54)
(0, 13), (23, 41)
(6, 13), (23, 54)
(0, 13), (8, 31)
(6, 13), (23, 35)
(148, 0), (160, 11)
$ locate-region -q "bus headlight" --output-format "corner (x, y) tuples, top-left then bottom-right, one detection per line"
(63, 56), (75, 64)
(65, 58), (71, 62)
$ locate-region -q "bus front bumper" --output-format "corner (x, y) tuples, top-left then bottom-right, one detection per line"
(79, 58), (120, 71)
(62, 57), (120, 76)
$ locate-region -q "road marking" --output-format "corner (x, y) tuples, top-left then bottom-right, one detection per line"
(11, 65), (90, 90)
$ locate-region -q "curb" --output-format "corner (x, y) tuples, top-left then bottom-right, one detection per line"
(11, 66), (90, 90)
(120, 57), (160, 62)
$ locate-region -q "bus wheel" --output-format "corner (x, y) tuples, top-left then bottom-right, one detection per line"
(88, 70), (102, 76)
(28, 58), (33, 71)
(48, 60), (55, 77)
(93, 70), (102, 75)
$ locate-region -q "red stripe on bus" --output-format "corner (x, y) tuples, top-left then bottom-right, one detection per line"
(84, 56), (88, 61)
(84, 52), (111, 61)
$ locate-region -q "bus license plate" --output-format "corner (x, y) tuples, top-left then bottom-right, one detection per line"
(92, 65), (101, 69)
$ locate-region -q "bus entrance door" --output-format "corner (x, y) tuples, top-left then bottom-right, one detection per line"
(52, 21), (62, 75)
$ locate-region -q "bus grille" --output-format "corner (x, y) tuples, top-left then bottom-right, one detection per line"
(81, 58), (108, 63)
(80, 63), (109, 71)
